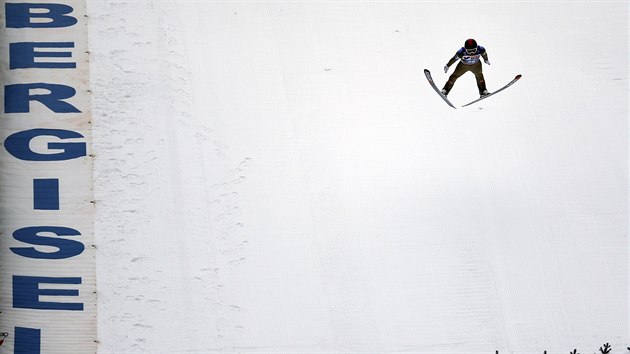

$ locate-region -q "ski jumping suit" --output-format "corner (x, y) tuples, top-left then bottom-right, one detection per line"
(442, 46), (489, 95)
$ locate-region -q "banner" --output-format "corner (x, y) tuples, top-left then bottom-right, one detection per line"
(0, 1), (96, 353)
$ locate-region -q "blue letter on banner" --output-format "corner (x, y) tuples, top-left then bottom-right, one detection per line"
(10, 42), (76, 69)
(6, 3), (78, 28)
(11, 226), (84, 259)
(5, 83), (80, 113)
(33, 179), (60, 210)
(13, 276), (83, 311)
(4, 129), (86, 161)
(15, 327), (41, 354)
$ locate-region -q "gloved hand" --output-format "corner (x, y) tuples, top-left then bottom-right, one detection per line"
(444, 64), (449, 73)
(484, 59), (490, 65)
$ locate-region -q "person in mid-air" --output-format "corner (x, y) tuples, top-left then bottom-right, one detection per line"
(441, 38), (490, 98)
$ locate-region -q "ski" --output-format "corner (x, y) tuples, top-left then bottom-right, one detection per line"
(461, 74), (522, 107)
(424, 69), (456, 109)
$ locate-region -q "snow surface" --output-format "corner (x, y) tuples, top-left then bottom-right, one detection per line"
(87, 1), (628, 353)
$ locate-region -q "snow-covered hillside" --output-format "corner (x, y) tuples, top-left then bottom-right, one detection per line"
(87, 2), (627, 353)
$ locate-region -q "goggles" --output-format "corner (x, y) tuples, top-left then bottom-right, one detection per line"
(465, 47), (477, 54)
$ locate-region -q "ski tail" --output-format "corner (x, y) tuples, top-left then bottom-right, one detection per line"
(424, 69), (457, 109)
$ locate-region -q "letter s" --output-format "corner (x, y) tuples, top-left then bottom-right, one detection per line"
(11, 226), (85, 260)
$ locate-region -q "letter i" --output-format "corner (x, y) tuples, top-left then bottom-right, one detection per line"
(33, 179), (60, 210)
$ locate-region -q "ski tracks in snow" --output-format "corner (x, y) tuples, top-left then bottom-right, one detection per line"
(90, 2), (252, 352)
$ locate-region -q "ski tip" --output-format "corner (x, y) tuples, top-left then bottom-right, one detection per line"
(515, 74), (522, 79)
(424, 69), (430, 73)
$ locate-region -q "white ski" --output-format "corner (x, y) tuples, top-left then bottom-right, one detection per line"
(461, 74), (522, 107)
(424, 69), (457, 109)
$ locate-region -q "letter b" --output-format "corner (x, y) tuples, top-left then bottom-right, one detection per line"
(6, 3), (78, 28)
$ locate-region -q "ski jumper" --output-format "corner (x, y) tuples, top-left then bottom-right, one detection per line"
(442, 46), (489, 95)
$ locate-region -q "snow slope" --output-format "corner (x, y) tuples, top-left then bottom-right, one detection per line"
(87, 1), (627, 353)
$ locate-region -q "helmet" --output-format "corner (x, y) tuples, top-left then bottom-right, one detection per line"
(464, 38), (478, 54)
